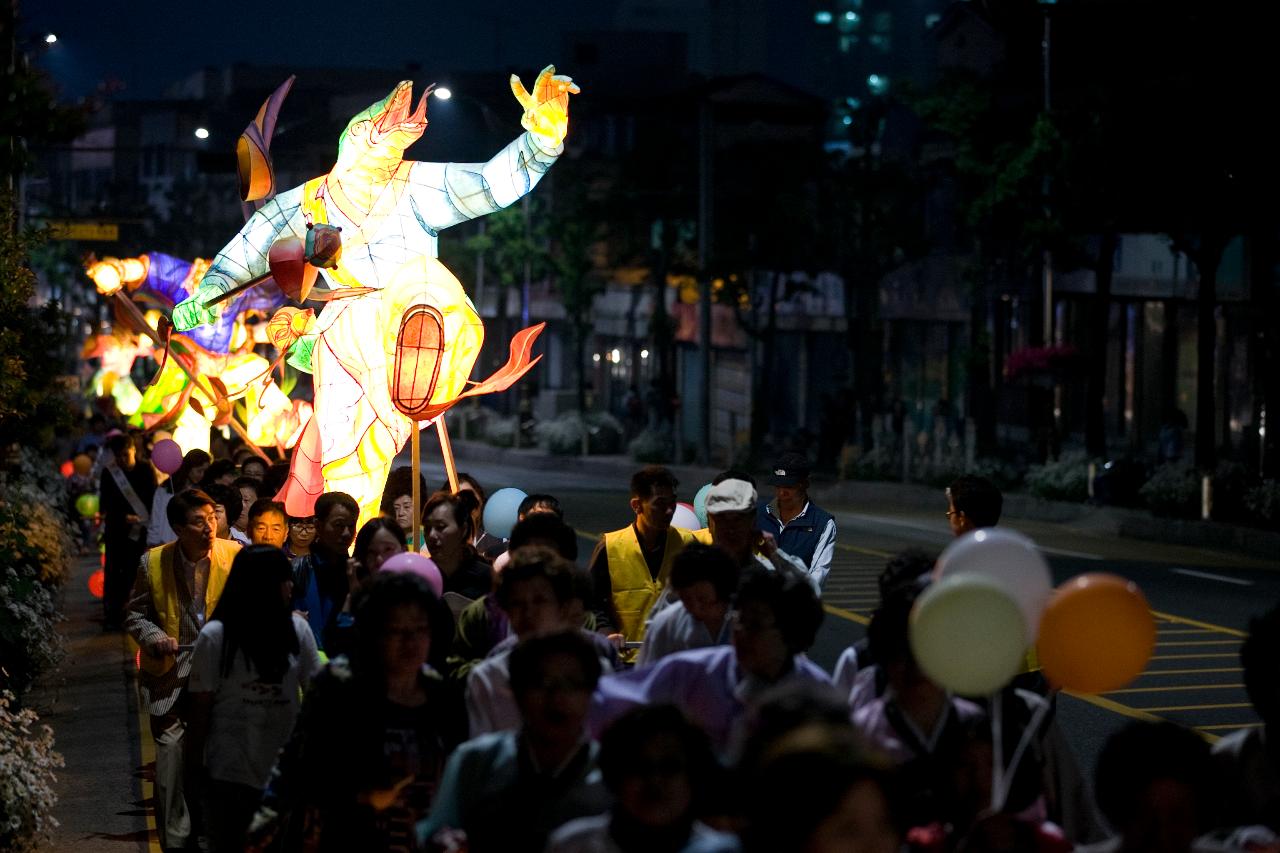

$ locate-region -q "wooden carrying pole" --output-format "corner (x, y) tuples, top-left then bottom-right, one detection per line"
(112, 292), (270, 462)
(437, 417), (460, 494)
(411, 426), (422, 551)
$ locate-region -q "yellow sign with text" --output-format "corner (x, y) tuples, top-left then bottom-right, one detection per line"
(47, 220), (119, 241)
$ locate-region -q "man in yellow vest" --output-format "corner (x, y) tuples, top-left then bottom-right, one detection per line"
(125, 488), (241, 852)
(588, 466), (693, 656)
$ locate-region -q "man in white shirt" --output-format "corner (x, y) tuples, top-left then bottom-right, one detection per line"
(757, 453), (836, 588)
(638, 543), (737, 665)
(467, 548), (613, 735)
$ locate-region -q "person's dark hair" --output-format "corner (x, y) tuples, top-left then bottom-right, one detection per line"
(353, 517), (406, 569)
(204, 483), (243, 530)
(735, 568), (824, 655)
(631, 465), (678, 499)
(508, 514), (578, 561)
(1094, 720), (1213, 833)
(351, 570), (440, 679)
(380, 465), (429, 515)
(166, 488), (216, 530)
(200, 458), (239, 487)
(671, 543), (739, 601)
(240, 456), (267, 479)
(599, 705), (716, 799)
(877, 549), (936, 601)
(247, 497), (286, 526)
(947, 475), (1003, 529)
(209, 545), (299, 682)
(713, 469), (757, 488)
(232, 474), (261, 495)
(456, 472), (486, 505)
(315, 491), (359, 523)
(174, 449), (212, 490)
(517, 493), (563, 519)
(495, 546), (575, 609)
(422, 489), (479, 544)
(106, 433), (132, 455)
(509, 630), (602, 699)
(744, 750), (898, 853)
(262, 461), (291, 496)
(866, 579), (928, 667)
(736, 680), (860, 776)
(1241, 604), (1280, 721)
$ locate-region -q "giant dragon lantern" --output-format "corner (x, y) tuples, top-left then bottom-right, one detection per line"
(170, 66), (578, 526)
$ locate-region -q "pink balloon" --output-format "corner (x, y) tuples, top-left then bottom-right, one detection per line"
(151, 439), (184, 475)
(671, 503), (700, 531)
(381, 552), (443, 597)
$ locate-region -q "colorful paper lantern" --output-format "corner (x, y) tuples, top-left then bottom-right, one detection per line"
(170, 68), (578, 527)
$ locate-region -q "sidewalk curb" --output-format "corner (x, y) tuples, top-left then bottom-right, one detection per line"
(451, 439), (1280, 562)
(449, 438), (722, 494)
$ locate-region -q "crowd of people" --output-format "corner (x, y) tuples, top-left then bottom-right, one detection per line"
(64, 420), (1280, 852)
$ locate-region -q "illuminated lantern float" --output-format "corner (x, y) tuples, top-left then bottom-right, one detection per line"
(172, 67), (579, 525)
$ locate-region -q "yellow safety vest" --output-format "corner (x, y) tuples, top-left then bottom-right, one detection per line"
(141, 539), (239, 676)
(604, 526), (691, 643)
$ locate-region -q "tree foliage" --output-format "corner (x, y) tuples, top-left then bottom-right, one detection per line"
(0, 197), (73, 449)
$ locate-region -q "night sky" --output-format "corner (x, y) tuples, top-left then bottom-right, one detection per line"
(28, 0), (628, 100)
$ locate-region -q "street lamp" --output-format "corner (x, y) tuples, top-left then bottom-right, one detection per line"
(194, 127), (210, 140)
(44, 33), (57, 45)
(433, 87), (453, 101)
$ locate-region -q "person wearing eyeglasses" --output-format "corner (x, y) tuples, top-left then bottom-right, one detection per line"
(943, 475), (1003, 537)
(284, 514), (317, 560)
(125, 488), (242, 852)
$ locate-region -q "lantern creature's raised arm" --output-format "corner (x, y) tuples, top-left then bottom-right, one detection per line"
(172, 66), (578, 333)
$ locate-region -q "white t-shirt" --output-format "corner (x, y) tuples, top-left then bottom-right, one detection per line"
(188, 613), (322, 789)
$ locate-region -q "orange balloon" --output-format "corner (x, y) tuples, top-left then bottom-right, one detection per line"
(1037, 573), (1156, 694)
(73, 454), (93, 476)
(88, 569), (105, 599)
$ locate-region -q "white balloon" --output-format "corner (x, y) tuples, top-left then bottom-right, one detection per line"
(671, 503), (700, 532)
(934, 527), (1052, 642)
(910, 573), (1028, 696)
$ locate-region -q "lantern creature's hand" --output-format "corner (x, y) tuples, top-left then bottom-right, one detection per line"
(511, 65), (579, 149)
(172, 292), (218, 331)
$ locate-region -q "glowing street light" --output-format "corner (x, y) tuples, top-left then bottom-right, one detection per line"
(433, 87), (453, 101)
(44, 33), (57, 44)
(194, 127), (210, 140)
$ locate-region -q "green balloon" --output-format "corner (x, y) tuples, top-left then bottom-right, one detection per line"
(76, 493), (100, 518)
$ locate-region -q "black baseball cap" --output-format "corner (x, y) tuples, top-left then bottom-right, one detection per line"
(768, 452), (810, 487)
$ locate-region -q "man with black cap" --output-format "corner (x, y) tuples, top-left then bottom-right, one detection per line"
(756, 452), (836, 589)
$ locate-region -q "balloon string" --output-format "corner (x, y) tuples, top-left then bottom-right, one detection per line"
(990, 692), (1004, 814)
(995, 693), (1054, 812)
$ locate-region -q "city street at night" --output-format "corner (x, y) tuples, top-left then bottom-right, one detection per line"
(6, 1), (1280, 851)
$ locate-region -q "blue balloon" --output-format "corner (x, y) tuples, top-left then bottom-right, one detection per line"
(693, 483), (713, 529)
(483, 487), (527, 540)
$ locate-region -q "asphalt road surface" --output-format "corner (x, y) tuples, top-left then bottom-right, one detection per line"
(425, 451), (1280, 777)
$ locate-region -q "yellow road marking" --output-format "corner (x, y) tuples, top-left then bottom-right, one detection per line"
(1150, 611), (1247, 637)
(1140, 667), (1243, 675)
(824, 603), (870, 625)
(126, 636), (163, 853)
(1105, 684), (1244, 695)
(1135, 702), (1253, 712)
(1064, 691), (1164, 724)
(1197, 723), (1263, 731)
(1154, 640), (1242, 646)
(1150, 653), (1239, 660)
(836, 543), (895, 559)
(1156, 629), (1217, 635)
